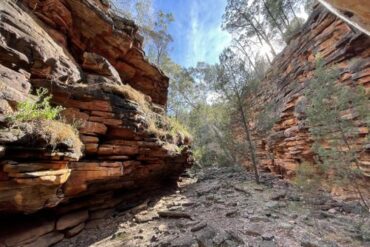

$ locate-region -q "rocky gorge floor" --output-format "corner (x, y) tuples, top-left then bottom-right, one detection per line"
(56, 167), (370, 247)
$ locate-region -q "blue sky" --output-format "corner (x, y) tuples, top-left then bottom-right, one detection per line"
(154, 0), (231, 67)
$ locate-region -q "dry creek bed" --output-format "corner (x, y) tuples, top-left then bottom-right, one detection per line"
(57, 167), (370, 247)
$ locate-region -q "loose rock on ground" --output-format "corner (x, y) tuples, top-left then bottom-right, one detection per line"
(57, 167), (369, 247)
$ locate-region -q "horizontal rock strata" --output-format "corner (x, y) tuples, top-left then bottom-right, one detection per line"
(320, 0), (370, 36)
(239, 5), (369, 196)
(0, 0), (193, 246)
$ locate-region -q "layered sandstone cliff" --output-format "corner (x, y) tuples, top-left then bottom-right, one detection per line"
(243, 4), (369, 196)
(320, 0), (370, 36)
(0, 0), (193, 246)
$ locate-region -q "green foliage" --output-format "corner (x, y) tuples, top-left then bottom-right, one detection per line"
(293, 162), (323, 192)
(146, 11), (174, 66)
(8, 88), (64, 122)
(167, 117), (191, 139)
(110, 0), (174, 67)
(256, 102), (279, 133)
(303, 58), (370, 207)
(188, 102), (238, 167)
(283, 17), (305, 43)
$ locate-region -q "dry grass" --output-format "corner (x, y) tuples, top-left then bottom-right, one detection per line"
(103, 83), (162, 135)
(103, 83), (192, 146)
(18, 120), (83, 159)
(167, 117), (192, 143)
(103, 84), (168, 137)
(41, 120), (82, 151)
(103, 83), (149, 110)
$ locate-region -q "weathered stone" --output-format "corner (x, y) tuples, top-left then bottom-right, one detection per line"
(135, 211), (158, 223)
(85, 143), (99, 154)
(61, 108), (89, 123)
(82, 52), (122, 84)
(56, 210), (89, 230)
(89, 116), (123, 126)
(79, 121), (107, 135)
(0, 219), (55, 247)
(320, 0), (370, 36)
(0, 65), (30, 110)
(65, 222), (85, 238)
(245, 223), (264, 237)
(191, 222), (207, 232)
(80, 135), (100, 143)
(90, 208), (114, 220)
(22, 0), (168, 105)
(22, 232), (64, 247)
(98, 144), (139, 155)
(85, 218), (106, 230)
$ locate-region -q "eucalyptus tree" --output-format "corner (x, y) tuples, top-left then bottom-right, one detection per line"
(231, 35), (271, 77)
(212, 48), (261, 183)
(111, 0), (174, 67)
(146, 11), (174, 66)
(223, 0), (278, 57)
(110, 0), (155, 34)
(302, 59), (370, 209)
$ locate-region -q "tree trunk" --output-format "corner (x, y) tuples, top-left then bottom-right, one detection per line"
(262, 0), (286, 40)
(251, 16), (278, 56)
(265, 53), (273, 65)
(336, 120), (369, 210)
(264, 37), (277, 57)
(233, 40), (258, 74)
(286, 0), (298, 19)
(278, 2), (290, 26)
(242, 13), (277, 57)
(211, 124), (238, 165)
(236, 92), (260, 183)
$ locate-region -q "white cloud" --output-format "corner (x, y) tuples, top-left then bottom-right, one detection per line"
(185, 0), (231, 67)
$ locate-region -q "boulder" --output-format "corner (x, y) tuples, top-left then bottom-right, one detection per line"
(56, 210), (89, 230)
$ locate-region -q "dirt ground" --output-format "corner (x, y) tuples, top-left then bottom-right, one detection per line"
(56, 167), (370, 247)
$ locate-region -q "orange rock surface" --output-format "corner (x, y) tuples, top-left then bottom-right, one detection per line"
(0, 1), (193, 245)
(239, 5), (370, 188)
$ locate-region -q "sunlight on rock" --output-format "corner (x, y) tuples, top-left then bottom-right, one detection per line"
(0, 0), (369, 246)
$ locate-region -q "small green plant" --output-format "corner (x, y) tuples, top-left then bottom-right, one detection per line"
(256, 101), (279, 134)
(283, 17), (305, 43)
(8, 88), (64, 122)
(167, 117), (191, 140)
(303, 58), (370, 209)
(293, 162), (322, 192)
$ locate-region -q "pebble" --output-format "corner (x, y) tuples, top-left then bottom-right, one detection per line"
(262, 233), (275, 241)
(55, 168), (365, 247)
(279, 222), (294, 230)
(158, 224), (167, 231)
(225, 210), (238, 217)
(182, 202), (195, 207)
(328, 208), (336, 214)
(191, 222), (207, 232)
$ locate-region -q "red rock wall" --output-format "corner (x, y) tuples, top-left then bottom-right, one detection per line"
(24, 0), (169, 106)
(0, 0), (193, 245)
(241, 5), (370, 191)
(319, 0), (370, 36)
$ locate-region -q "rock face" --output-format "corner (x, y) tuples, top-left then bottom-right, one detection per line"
(240, 5), (369, 193)
(320, 0), (370, 36)
(0, 0), (193, 245)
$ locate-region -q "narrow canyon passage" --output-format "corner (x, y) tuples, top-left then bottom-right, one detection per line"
(0, 0), (369, 246)
(56, 167), (369, 247)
